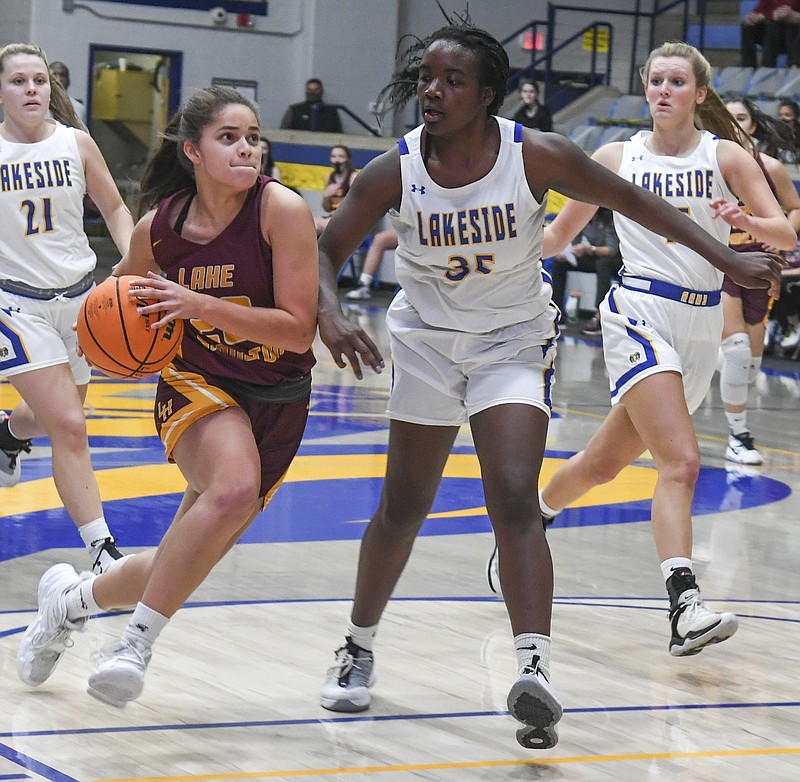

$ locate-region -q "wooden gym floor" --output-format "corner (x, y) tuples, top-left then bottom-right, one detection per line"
(1, 291), (799, 781)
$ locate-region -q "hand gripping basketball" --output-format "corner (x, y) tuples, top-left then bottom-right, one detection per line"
(77, 275), (184, 379)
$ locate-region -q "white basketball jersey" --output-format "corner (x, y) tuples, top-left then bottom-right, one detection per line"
(614, 130), (736, 291)
(0, 121), (95, 289)
(389, 117), (550, 332)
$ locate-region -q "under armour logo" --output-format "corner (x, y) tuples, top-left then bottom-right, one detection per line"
(631, 155), (644, 161)
(410, 184), (426, 194)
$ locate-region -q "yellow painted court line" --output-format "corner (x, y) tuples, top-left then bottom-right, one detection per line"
(0, 455), (657, 518)
(99, 746), (800, 782)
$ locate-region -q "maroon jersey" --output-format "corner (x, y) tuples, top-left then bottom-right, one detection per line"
(150, 176), (315, 387)
(723, 154), (775, 322)
(728, 153), (777, 254)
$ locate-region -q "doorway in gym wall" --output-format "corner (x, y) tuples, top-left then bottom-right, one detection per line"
(86, 45), (182, 221)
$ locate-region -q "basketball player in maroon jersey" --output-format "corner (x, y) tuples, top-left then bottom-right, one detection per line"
(17, 86), (319, 708)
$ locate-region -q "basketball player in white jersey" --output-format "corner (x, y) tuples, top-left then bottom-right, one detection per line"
(312, 15), (781, 749)
(0, 44), (133, 574)
(526, 43), (794, 659)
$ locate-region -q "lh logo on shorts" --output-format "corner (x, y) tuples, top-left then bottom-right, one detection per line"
(157, 399), (173, 421)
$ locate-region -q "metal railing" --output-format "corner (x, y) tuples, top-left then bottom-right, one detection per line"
(330, 104), (381, 137)
(504, 1), (703, 100)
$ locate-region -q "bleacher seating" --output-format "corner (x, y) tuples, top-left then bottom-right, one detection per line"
(715, 66), (754, 97)
(607, 94), (647, 121)
(569, 124), (605, 152)
(747, 67), (788, 97)
(776, 70), (800, 98)
(713, 66), (800, 101)
(686, 23), (741, 51)
(597, 125), (634, 145)
(562, 65), (800, 154)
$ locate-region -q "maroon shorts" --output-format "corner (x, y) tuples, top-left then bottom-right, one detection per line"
(154, 364), (310, 506)
(721, 275), (771, 325)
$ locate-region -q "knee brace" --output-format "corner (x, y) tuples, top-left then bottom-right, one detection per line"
(719, 333), (752, 406)
(748, 354), (762, 385)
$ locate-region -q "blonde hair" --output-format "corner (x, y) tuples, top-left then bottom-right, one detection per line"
(639, 41), (754, 154)
(0, 43), (84, 131)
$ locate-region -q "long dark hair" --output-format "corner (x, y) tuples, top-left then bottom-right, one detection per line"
(729, 96), (797, 162)
(138, 85), (259, 216)
(259, 135), (276, 175)
(377, 5), (509, 116)
(0, 43), (84, 131)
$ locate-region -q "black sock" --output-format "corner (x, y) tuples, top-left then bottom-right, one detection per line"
(0, 417), (31, 452)
(666, 568), (697, 609)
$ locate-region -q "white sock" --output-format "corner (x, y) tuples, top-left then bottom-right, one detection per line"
(358, 273), (373, 288)
(514, 632), (551, 673)
(538, 489), (560, 518)
(660, 557), (693, 582)
(64, 575), (101, 621)
(122, 602), (170, 651)
(346, 618), (378, 651)
(79, 518), (113, 550)
(725, 411), (748, 436)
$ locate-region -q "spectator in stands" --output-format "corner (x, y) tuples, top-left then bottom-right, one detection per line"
(315, 145), (357, 235)
(510, 78), (552, 132)
(778, 99), (800, 148)
(280, 77), (343, 133)
(259, 136), (282, 181)
(766, 247), (800, 357)
(741, 1), (800, 68)
(346, 228), (398, 301)
(547, 207), (621, 333)
(49, 60), (86, 126)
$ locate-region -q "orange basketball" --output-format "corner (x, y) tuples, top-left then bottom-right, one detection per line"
(77, 275), (184, 379)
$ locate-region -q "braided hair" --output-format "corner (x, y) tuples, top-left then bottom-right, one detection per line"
(377, 5), (509, 117)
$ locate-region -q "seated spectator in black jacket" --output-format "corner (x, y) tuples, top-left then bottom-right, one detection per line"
(548, 207), (621, 334)
(280, 78), (343, 133)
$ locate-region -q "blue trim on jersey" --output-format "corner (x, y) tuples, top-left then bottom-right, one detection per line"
(621, 275), (720, 307)
(0, 317), (29, 371)
(542, 337), (555, 410)
(610, 327), (660, 401)
(513, 122), (523, 142)
(398, 137), (409, 156)
(607, 287), (621, 314)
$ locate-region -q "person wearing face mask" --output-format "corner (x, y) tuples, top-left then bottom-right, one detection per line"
(280, 77), (343, 133)
(315, 145), (358, 236)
